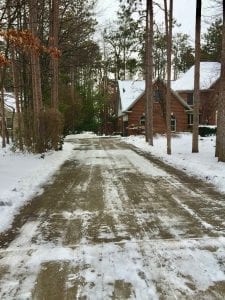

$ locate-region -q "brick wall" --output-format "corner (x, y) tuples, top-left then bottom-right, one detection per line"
(177, 80), (219, 126)
(127, 82), (188, 134)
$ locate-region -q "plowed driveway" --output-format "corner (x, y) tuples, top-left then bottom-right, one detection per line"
(0, 136), (225, 299)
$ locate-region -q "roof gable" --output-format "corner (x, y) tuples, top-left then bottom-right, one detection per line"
(118, 80), (145, 116)
(120, 79), (192, 112)
(171, 62), (221, 91)
(4, 93), (16, 111)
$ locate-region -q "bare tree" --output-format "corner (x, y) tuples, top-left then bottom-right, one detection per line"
(145, 0), (154, 145)
(216, 0), (225, 161)
(192, 0), (201, 153)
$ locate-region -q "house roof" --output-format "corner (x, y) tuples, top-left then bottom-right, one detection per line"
(171, 62), (221, 91)
(4, 92), (16, 112)
(118, 79), (192, 116)
(118, 80), (145, 116)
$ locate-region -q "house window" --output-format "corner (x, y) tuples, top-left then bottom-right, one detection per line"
(154, 89), (162, 102)
(140, 114), (145, 126)
(122, 114), (128, 122)
(171, 116), (176, 132)
(188, 114), (193, 125)
(6, 117), (13, 129)
(188, 114), (201, 125)
(187, 93), (193, 105)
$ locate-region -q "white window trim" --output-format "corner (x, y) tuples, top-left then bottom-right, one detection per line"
(171, 116), (176, 132)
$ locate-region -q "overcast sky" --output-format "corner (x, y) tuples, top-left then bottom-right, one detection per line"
(95, 0), (220, 42)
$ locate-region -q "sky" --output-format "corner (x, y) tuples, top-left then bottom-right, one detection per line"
(95, 0), (220, 42)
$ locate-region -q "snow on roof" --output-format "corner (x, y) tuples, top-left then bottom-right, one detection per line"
(172, 62), (221, 91)
(4, 92), (16, 111)
(118, 79), (192, 116)
(118, 80), (145, 116)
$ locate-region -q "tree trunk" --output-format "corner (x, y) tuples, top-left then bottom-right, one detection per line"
(1, 87), (6, 148)
(11, 108), (15, 142)
(164, 0), (173, 155)
(0, 52), (9, 148)
(28, 0), (43, 152)
(49, 0), (59, 111)
(192, 0), (201, 153)
(216, 0), (225, 161)
(70, 69), (76, 131)
(5, 122), (9, 144)
(145, 0), (154, 145)
(123, 36), (126, 80)
(49, 0), (60, 150)
(11, 47), (23, 151)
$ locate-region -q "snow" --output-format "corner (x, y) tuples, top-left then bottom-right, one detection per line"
(74, 149), (169, 177)
(0, 133), (225, 298)
(0, 139), (74, 233)
(172, 62), (221, 91)
(64, 132), (98, 140)
(1, 222), (225, 299)
(4, 92), (16, 111)
(124, 133), (225, 194)
(1, 132), (224, 235)
(118, 80), (145, 116)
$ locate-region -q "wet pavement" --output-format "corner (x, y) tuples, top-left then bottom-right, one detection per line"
(0, 136), (225, 299)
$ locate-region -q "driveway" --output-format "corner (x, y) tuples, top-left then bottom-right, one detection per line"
(0, 136), (225, 299)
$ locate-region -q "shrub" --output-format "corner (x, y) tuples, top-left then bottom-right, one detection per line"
(199, 126), (217, 137)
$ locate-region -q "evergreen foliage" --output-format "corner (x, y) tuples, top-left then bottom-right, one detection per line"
(201, 19), (222, 61)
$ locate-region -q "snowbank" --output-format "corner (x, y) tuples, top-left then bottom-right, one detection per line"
(124, 133), (225, 194)
(0, 140), (74, 233)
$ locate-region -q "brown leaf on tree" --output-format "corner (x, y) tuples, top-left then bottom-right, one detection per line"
(0, 29), (60, 59)
(0, 53), (10, 66)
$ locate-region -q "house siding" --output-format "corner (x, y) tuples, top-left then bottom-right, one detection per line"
(176, 79), (220, 126)
(200, 90), (217, 125)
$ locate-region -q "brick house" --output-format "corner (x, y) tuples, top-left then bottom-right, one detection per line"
(117, 62), (220, 136)
(117, 79), (192, 135)
(0, 92), (16, 134)
(172, 61), (221, 127)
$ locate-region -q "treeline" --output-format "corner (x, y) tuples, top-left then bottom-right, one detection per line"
(103, 1), (222, 81)
(0, 0), (108, 153)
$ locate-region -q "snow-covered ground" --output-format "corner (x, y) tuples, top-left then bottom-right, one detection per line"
(0, 139), (74, 233)
(1, 132), (224, 236)
(1, 135), (225, 298)
(124, 133), (225, 194)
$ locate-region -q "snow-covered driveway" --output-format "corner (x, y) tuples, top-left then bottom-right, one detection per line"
(0, 136), (225, 299)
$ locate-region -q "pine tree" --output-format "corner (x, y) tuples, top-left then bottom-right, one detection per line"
(201, 19), (222, 61)
(104, 1), (143, 80)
